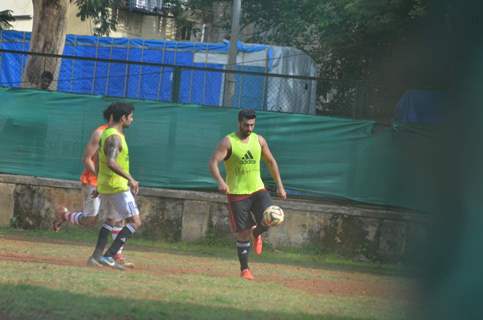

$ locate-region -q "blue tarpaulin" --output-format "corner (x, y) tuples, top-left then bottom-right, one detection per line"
(394, 89), (447, 124)
(0, 30), (272, 108)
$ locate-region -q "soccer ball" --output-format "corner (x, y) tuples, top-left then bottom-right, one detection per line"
(262, 205), (284, 227)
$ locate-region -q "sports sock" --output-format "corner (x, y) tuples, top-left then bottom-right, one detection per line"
(236, 240), (251, 271)
(111, 226), (125, 256)
(92, 224), (112, 258)
(65, 211), (85, 225)
(253, 224), (268, 238)
(104, 224), (136, 257)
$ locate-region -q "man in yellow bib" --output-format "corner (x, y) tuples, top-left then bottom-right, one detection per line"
(90, 102), (142, 270)
(52, 104), (134, 267)
(209, 109), (287, 280)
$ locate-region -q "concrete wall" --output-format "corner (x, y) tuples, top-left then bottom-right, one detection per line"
(0, 174), (429, 262)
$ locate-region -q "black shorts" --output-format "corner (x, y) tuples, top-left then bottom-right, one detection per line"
(227, 190), (273, 233)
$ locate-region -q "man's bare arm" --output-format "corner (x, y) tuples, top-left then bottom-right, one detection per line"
(208, 137), (230, 194)
(83, 129), (102, 175)
(104, 135), (139, 195)
(94, 151), (99, 176)
(259, 135), (287, 200)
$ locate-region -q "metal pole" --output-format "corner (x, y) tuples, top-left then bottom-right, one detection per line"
(222, 0), (241, 107)
(21, 31), (27, 80)
(69, 35), (77, 92)
(91, 38), (100, 94)
(172, 67), (181, 103)
(262, 48), (269, 111)
(156, 41), (167, 100)
(104, 41), (114, 96)
(123, 43), (131, 97)
(0, 31), (3, 83)
(136, 39), (145, 99)
(202, 44), (208, 105)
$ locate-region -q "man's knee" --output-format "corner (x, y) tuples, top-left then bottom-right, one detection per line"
(134, 220), (142, 229)
(105, 218), (117, 225)
(112, 220), (124, 228)
(125, 215), (142, 229)
(236, 229), (251, 241)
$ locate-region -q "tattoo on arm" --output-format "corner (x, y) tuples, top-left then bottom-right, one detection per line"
(105, 136), (120, 161)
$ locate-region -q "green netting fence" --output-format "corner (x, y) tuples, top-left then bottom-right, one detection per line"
(0, 87), (438, 212)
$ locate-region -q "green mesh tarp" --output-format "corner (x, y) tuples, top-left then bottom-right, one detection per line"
(0, 87), (437, 212)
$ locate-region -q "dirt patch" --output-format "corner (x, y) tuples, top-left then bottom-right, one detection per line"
(0, 234), (91, 247)
(265, 277), (416, 301)
(0, 312), (18, 320)
(0, 252), (85, 268)
(0, 252), (416, 299)
(0, 235), (417, 300)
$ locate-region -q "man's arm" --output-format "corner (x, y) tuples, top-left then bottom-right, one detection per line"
(82, 129), (102, 175)
(104, 135), (139, 195)
(94, 151), (99, 176)
(208, 137), (230, 194)
(259, 135), (287, 200)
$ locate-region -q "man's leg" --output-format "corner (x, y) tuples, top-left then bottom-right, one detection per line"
(52, 185), (99, 231)
(86, 194), (112, 267)
(87, 222), (113, 267)
(98, 191), (141, 270)
(103, 215), (141, 259)
(236, 230), (254, 280)
(111, 221), (135, 268)
(250, 190), (273, 255)
(228, 196), (256, 280)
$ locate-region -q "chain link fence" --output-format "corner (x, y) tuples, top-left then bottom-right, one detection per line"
(317, 79), (399, 123)
(0, 42), (397, 123)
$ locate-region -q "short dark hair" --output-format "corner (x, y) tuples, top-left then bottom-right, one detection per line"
(103, 102), (134, 122)
(238, 109), (256, 122)
(102, 106), (111, 121)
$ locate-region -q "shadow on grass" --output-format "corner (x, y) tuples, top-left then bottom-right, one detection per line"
(0, 283), (371, 320)
(0, 227), (414, 277)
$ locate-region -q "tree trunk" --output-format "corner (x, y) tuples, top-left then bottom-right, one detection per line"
(22, 0), (69, 89)
(207, 2), (228, 42)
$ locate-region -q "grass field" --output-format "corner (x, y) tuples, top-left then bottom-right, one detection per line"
(0, 227), (419, 320)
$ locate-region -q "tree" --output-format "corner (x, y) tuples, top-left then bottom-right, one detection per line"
(23, 0), (69, 89)
(240, 0), (429, 79)
(21, 0), (453, 102)
(175, 1), (432, 117)
(23, 0), (124, 89)
(177, 1), (433, 115)
(24, 0), (191, 89)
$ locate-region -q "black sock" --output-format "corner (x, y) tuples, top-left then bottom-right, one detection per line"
(104, 224), (136, 257)
(253, 224), (268, 238)
(236, 240), (251, 271)
(92, 224), (112, 258)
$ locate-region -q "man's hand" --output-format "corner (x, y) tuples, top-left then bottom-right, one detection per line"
(129, 179), (140, 195)
(277, 186), (287, 200)
(218, 181), (229, 194)
(91, 189), (99, 198)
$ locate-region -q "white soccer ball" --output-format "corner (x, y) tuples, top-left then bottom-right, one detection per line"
(262, 205), (284, 227)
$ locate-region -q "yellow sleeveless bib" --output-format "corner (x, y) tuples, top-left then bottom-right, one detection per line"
(224, 132), (264, 195)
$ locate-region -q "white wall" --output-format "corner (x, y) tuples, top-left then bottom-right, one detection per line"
(0, 0), (33, 32)
(0, 1), (175, 40)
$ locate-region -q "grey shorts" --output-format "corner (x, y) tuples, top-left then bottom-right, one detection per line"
(227, 190), (272, 232)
